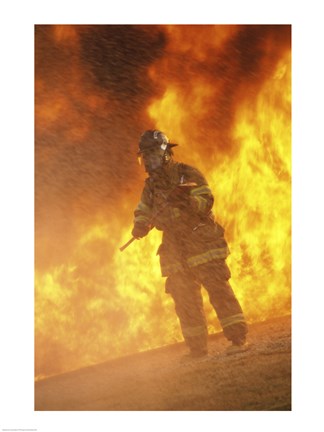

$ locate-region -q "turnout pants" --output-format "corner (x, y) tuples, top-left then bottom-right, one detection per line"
(165, 259), (247, 354)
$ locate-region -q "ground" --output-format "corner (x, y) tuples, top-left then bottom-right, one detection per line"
(35, 315), (291, 411)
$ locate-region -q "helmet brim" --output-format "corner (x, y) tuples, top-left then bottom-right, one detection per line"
(137, 143), (178, 155)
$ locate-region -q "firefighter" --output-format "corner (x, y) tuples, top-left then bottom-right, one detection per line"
(131, 129), (248, 358)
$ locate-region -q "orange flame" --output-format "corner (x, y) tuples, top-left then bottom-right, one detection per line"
(35, 25), (291, 379)
(145, 27), (291, 325)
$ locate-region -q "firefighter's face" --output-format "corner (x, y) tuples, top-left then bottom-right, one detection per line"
(139, 148), (165, 173)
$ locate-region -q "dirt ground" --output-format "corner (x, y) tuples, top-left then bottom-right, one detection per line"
(35, 315), (291, 411)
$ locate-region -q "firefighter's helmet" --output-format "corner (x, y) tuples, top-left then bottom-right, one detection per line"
(137, 130), (177, 173)
(138, 130), (177, 153)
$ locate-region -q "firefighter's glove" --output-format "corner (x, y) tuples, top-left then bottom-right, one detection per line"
(132, 222), (150, 239)
(167, 186), (190, 207)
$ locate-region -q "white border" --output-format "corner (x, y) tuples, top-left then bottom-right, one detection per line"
(1, 1), (324, 431)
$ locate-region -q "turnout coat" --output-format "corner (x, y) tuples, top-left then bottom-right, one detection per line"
(134, 161), (231, 278)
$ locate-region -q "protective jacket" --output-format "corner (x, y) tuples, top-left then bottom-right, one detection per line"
(134, 161), (230, 277)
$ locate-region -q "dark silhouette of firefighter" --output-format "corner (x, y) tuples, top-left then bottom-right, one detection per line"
(130, 129), (248, 358)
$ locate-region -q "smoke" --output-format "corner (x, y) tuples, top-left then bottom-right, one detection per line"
(80, 25), (166, 102)
(35, 26), (290, 265)
(35, 25), (167, 270)
(35, 25), (291, 378)
(147, 25), (291, 163)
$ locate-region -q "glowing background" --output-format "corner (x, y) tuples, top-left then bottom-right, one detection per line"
(35, 25), (291, 379)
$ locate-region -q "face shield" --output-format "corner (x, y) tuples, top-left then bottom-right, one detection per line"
(138, 143), (168, 173)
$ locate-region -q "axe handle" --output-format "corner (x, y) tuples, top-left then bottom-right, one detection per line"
(119, 236), (136, 252)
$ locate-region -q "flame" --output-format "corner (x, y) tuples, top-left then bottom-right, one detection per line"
(145, 26), (291, 324)
(35, 25), (291, 379)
